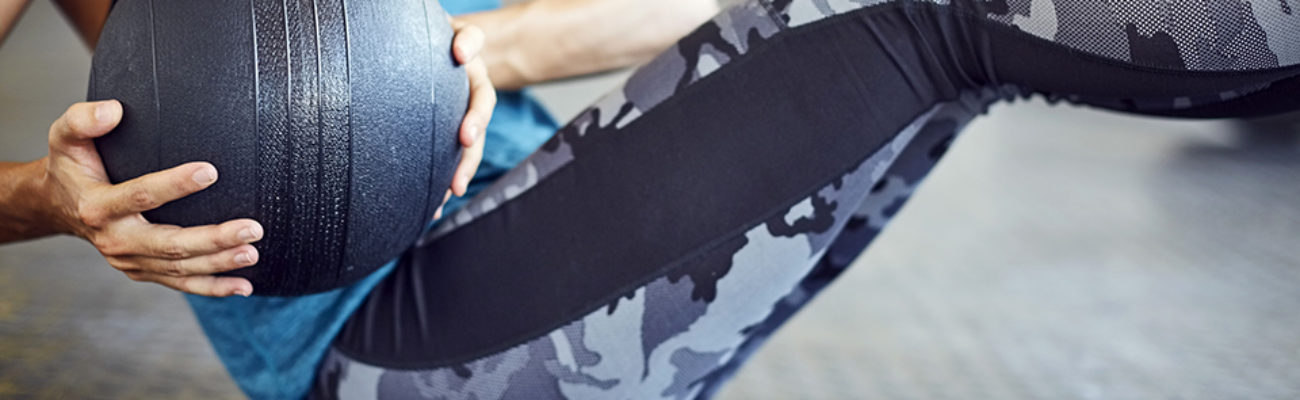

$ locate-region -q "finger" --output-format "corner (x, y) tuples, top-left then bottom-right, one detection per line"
(434, 190), (452, 220)
(85, 162), (218, 221)
(118, 218), (263, 259)
(93, 218), (262, 258)
(454, 60), (491, 185)
(460, 59), (496, 147)
(125, 271), (253, 297)
(452, 128), (484, 197)
(50, 100), (122, 145)
(451, 23), (485, 64)
(110, 244), (258, 276)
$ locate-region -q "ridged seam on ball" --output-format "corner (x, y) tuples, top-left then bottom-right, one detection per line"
(254, 0), (293, 290)
(317, 0), (353, 291)
(148, 0), (161, 213)
(419, 0), (441, 250)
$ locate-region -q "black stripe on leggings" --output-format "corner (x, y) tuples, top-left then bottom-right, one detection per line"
(334, 1), (1300, 369)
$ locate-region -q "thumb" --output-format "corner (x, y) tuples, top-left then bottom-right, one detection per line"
(50, 100), (122, 147)
(47, 100), (121, 182)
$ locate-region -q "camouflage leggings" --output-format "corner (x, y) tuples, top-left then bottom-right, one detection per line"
(313, 0), (1300, 398)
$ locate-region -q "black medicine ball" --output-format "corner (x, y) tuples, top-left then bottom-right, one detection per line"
(88, 0), (468, 296)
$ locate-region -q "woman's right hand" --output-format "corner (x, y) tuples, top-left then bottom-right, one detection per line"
(37, 100), (261, 297)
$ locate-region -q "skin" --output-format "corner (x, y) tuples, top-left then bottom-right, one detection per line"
(461, 0), (719, 90)
(51, 0), (109, 48)
(0, 0), (494, 297)
(0, 0), (28, 47)
(0, 0), (715, 297)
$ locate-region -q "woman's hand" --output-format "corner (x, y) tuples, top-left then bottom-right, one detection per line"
(435, 19), (497, 219)
(38, 101), (261, 297)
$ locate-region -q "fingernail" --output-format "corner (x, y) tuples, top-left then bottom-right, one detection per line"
(233, 287), (252, 297)
(94, 102), (114, 123)
(234, 251), (257, 266)
(238, 225), (263, 242)
(434, 206), (444, 220)
(192, 166), (217, 185)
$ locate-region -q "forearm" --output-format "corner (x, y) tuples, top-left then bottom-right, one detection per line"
(459, 0), (718, 90)
(51, 0), (111, 49)
(0, 0), (32, 48)
(0, 159), (67, 243)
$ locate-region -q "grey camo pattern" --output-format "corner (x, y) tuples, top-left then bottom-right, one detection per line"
(320, 87), (1005, 399)
(423, 0), (1299, 241)
(324, 0), (1299, 398)
(322, 92), (993, 397)
(423, 0), (783, 240)
(779, 0), (1300, 71)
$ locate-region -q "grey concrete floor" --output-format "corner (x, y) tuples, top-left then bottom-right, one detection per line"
(3, 1), (1300, 399)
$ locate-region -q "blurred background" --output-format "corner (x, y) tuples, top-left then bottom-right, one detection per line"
(2, 0), (1300, 398)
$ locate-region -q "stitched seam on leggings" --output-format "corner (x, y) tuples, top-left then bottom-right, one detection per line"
(332, 100), (955, 369)
(330, 1), (1045, 368)
(333, 7), (965, 369)
(335, 1), (1300, 369)
(334, 7), (816, 367)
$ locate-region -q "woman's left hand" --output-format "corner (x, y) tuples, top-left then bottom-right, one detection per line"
(437, 19), (496, 219)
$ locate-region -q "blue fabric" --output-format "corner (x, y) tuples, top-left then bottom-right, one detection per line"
(186, 2), (558, 395)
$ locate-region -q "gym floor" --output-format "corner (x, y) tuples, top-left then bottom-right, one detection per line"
(3, 1), (1300, 399)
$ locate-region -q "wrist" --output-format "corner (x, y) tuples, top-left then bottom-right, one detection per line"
(0, 159), (75, 242)
(458, 6), (536, 90)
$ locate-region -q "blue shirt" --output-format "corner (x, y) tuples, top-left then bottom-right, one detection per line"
(186, 3), (557, 396)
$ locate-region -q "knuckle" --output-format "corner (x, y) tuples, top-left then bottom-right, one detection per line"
(78, 204), (109, 228)
(57, 105), (92, 135)
(51, 109), (77, 134)
(463, 27), (485, 43)
(211, 234), (234, 249)
(160, 260), (186, 277)
(94, 237), (126, 256)
(159, 243), (189, 259)
(129, 187), (160, 210)
(178, 279), (203, 295)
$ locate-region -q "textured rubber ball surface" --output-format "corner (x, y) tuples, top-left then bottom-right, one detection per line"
(88, 0), (468, 296)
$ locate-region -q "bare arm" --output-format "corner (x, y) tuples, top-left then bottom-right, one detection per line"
(0, 101), (267, 297)
(0, 0), (66, 241)
(51, 0), (112, 49)
(26, 0), (719, 88)
(0, 6), (496, 297)
(0, 159), (65, 242)
(459, 0), (719, 90)
(0, 0), (32, 47)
